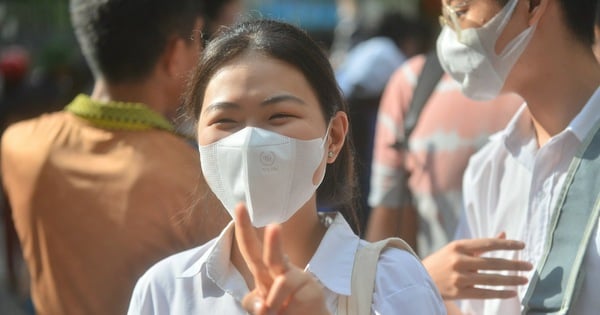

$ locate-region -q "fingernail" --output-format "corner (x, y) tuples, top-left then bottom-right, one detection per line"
(253, 300), (263, 313)
(526, 261), (534, 269)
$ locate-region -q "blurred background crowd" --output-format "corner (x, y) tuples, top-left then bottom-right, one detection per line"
(0, 0), (475, 314)
(0, 0), (440, 134)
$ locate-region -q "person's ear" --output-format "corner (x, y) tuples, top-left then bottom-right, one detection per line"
(161, 37), (196, 79)
(326, 111), (349, 164)
(528, 0), (548, 26)
(161, 18), (204, 79)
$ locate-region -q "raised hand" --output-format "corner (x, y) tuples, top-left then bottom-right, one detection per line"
(422, 232), (534, 300)
(234, 204), (330, 315)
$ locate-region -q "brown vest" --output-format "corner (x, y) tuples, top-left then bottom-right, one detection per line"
(1, 110), (227, 315)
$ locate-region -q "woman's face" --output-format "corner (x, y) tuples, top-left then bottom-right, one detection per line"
(197, 52), (328, 146)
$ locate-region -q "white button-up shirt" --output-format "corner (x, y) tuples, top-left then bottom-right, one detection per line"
(127, 214), (445, 314)
(457, 88), (600, 315)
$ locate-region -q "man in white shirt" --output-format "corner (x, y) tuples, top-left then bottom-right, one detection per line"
(424, 0), (600, 314)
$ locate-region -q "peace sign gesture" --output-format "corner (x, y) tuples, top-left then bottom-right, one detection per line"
(233, 204), (331, 315)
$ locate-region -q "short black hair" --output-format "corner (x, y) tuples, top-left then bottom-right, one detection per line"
(203, 0), (238, 38)
(493, 0), (596, 45)
(70, 0), (204, 84)
(557, 0), (597, 45)
(186, 19), (361, 234)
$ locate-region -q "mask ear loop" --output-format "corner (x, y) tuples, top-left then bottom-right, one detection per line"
(322, 120), (336, 162)
(487, 0), (520, 37)
(321, 120), (332, 148)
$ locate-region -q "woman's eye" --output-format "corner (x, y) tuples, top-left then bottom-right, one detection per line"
(211, 117), (237, 126)
(269, 113), (294, 120)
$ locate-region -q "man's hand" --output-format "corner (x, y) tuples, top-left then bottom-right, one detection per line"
(423, 233), (533, 300)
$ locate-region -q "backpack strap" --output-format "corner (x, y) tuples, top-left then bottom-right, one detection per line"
(522, 119), (600, 314)
(391, 49), (445, 151)
(337, 238), (417, 315)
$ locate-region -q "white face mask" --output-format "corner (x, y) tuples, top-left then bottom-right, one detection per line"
(436, 0), (536, 101)
(199, 126), (329, 227)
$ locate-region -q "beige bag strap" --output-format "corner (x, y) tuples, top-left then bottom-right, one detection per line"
(337, 238), (417, 315)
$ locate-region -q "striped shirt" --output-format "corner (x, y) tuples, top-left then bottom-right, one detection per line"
(368, 54), (523, 257)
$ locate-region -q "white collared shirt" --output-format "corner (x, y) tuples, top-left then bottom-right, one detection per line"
(457, 87), (600, 315)
(127, 214), (445, 314)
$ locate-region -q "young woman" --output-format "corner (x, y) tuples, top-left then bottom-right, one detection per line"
(128, 19), (445, 315)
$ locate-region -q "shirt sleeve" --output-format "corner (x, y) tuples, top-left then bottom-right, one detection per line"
(371, 248), (446, 315)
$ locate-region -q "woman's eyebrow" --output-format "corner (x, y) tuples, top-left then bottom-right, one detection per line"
(204, 101), (241, 113)
(260, 94), (306, 106)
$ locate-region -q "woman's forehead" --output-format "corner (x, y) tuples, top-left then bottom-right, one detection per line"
(206, 53), (313, 92)
(201, 53), (320, 109)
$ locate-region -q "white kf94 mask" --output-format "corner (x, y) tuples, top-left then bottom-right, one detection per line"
(199, 126), (329, 227)
(436, 0), (537, 101)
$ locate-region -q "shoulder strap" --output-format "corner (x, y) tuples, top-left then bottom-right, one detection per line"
(393, 50), (445, 150)
(522, 119), (600, 314)
(337, 238), (417, 315)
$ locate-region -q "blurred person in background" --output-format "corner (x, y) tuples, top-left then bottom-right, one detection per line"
(0, 45), (32, 133)
(335, 12), (431, 101)
(1, 35), (93, 315)
(0, 0), (231, 314)
(0, 44), (35, 314)
(334, 12), (432, 229)
(365, 49), (522, 256)
(330, 0), (423, 62)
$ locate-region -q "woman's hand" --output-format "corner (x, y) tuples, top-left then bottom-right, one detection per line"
(234, 204), (330, 315)
(422, 233), (534, 300)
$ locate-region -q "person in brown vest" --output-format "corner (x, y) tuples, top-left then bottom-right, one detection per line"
(0, 1), (230, 314)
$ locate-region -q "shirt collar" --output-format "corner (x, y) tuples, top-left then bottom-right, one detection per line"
(179, 220), (251, 301)
(566, 86), (600, 142)
(502, 87), (600, 163)
(64, 94), (175, 132)
(502, 103), (538, 167)
(305, 213), (360, 296)
(179, 220), (235, 279)
(177, 213), (361, 298)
